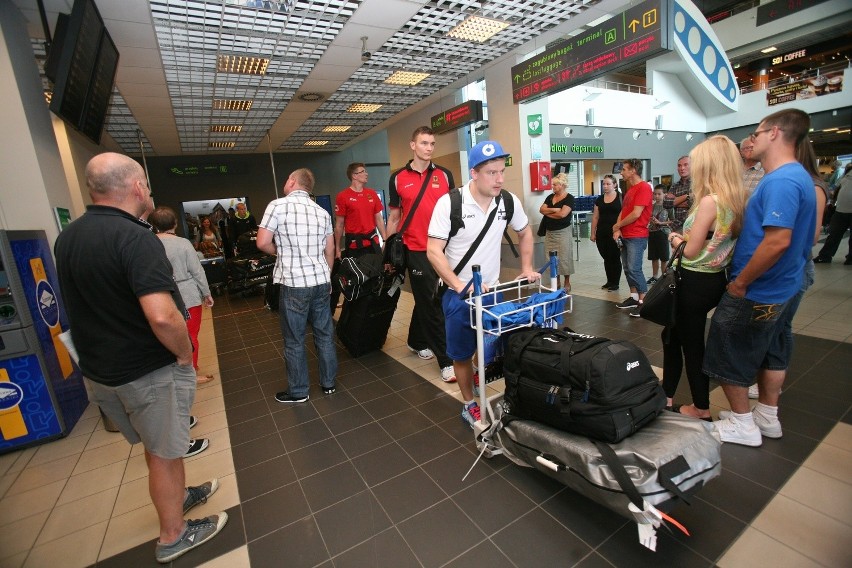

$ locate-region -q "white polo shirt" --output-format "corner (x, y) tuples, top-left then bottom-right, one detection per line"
(428, 181), (528, 286)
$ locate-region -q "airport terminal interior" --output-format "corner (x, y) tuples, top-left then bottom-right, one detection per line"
(1, 0), (851, 567)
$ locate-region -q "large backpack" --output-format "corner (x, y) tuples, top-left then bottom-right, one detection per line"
(336, 253), (384, 301)
(502, 328), (666, 443)
(448, 188), (519, 257)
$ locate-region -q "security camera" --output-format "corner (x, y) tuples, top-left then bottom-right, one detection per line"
(361, 51), (372, 62)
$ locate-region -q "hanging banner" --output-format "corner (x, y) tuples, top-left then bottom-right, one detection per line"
(767, 71), (844, 106)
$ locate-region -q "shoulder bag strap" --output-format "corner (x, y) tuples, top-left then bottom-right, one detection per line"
(398, 171), (433, 235)
(451, 194), (501, 276)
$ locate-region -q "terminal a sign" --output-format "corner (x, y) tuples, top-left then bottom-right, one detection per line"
(511, 0), (672, 104)
(430, 100), (484, 135)
(551, 138), (605, 158)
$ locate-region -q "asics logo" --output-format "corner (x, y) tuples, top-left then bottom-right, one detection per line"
(626, 361), (640, 371)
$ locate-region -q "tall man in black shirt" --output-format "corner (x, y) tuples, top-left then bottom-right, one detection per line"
(55, 153), (227, 564)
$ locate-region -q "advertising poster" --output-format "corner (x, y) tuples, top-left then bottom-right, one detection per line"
(767, 71), (844, 106)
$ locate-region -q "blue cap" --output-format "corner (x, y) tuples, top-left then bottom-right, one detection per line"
(468, 141), (510, 170)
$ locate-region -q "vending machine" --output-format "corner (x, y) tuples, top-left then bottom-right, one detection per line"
(0, 230), (88, 454)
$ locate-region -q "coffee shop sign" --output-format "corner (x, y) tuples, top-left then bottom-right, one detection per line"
(767, 70), (844, 106)
(771, 49), (806, 66)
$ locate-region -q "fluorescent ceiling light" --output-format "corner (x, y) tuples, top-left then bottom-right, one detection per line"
(322, 125), (351, 133)
(347, 103), (382, 113)
(210, 125), (243, 132)
(209, 142), (235, 148)
(837, 129), (850, 134)
(824, 127), (838, 132)
(583, 91), (602, 101)
(447, 15), (509, 43)
(213, 99), (253, 111)
(653, 99), (670, 109)
(304, 140), (328, 146)
(384, 70), (430, 86)
(587, 14), (613, 27)
(217, 54), (270, 75)
(760, 46), (777, 54)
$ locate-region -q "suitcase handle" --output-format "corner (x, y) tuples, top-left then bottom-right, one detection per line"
(535, 455), (566, 473)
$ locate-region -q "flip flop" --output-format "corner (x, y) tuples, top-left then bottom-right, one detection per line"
(197, 374), (215, 384)
(672, 404), (712, 422)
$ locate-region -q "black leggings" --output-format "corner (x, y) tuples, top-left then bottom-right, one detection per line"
(594, 231), (622, 286)
(662, 268), (727, 410)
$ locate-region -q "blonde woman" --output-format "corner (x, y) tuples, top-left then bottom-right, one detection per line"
(663, 136), (748, 420)
(539, 172), (575, 292)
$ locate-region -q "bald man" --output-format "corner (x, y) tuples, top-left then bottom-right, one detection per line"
(54, 153), (227, 563)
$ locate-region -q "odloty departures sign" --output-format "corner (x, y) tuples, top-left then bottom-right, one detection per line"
(551, 138), (605, 159)
(511, 0), (673, 104)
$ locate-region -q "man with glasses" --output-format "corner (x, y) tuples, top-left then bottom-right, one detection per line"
(612, 158), (653, 317)
(387, 126), (456, 382)
(427, 140), (539, 428)
(704, 109), (816, 447)
(740, 137), (764, 193)
(334, 163), (386, 258)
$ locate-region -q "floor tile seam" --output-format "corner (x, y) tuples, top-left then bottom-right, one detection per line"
(739, 522), (839, 567)
(774, 481), (852, 528)
(533, 495), (631, 557)
(796, 459), (852, 492)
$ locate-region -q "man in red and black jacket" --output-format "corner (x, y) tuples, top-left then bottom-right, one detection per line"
(387, 126), (457, 383)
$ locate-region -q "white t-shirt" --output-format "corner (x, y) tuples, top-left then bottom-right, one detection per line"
(428, 182), (528, 286)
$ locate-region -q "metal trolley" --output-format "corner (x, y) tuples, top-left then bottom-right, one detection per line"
(462, 252), (571, 462)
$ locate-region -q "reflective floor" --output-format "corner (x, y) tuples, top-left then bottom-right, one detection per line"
(1, 237), (850, 567)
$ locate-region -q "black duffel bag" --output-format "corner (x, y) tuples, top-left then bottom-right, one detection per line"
(337, 253), (384, 301)
(503, 329), (666, 443)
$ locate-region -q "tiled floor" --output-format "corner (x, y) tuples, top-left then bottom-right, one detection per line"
(0, 237), (850, 567)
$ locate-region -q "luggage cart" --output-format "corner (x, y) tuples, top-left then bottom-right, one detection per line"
(464, 252), (570, 455)
(463, 252), (721, 552)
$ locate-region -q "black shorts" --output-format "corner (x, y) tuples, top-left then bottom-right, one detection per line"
(647, 231), (670, 261)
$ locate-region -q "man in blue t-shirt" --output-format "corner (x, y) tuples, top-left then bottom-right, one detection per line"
(704, 109), (816, 447)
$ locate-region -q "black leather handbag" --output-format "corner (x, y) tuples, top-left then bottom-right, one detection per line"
(639, 241), (686, 328)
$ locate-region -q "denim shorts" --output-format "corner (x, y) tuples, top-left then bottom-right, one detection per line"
(87, 362), (195, 459)
(703, 292), (791, 387)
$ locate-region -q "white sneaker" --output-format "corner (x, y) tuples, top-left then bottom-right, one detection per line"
(713, 416), (762, 447)
(718, 409), (783, 439)
(408, 346), (435, 360)
(440, 366), (457, 383)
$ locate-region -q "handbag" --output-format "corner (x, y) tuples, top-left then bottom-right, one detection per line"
(639, 241), (686, 328)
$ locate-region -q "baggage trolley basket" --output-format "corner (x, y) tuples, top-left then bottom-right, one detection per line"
(463, 252), (571, 438)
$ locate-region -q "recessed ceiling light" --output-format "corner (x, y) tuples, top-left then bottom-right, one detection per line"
(760, 46), (777, 54)
(384, 71), (430, 86)
(304, 140), (328, 146)
(298, 92), (324, 102)
(213, 99), (253, 111)
(210, 125), (243, 132)
(209, 142), (235, 148)
(217, 54), (269, 75)
(322, 125), (351, 133)
(347, 103), (382, 113)
(447, 15), (509, 43)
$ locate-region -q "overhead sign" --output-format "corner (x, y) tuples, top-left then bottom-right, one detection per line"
(511, 0), (672, 104)
(771, 49), (807, 66)
(757, 0), (830, 27)
(430, 100), (483, 135)
(767, 70), (844, 106)
(167, 164), (245, 176)
(550, 138), (605, 158)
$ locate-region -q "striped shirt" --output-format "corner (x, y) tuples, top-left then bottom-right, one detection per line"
(259, 190), (333, 288)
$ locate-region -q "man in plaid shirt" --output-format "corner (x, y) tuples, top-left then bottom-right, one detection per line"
(257, 168), (338, 404)
(663, 156), (692, 232)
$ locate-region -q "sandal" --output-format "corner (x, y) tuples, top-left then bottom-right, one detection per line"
(197, 374), (214, 384)
(672, 404), (712, 422)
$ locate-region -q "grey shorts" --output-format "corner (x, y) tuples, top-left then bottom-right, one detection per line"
(703, 292), (791, 388)
(87, 363), (195, 459)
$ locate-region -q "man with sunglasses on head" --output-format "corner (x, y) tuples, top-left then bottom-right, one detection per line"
(704, 109), (816, 447)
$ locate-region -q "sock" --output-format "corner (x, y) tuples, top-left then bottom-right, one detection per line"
(754, 402), (778, 417)
(464, 399), (475, 407)
(631, 293), (639, 301)
(731, 411), (755, 425)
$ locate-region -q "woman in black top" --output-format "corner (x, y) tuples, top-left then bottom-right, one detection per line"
(590, 174), (622, 290)
(539, 173), (575, 292)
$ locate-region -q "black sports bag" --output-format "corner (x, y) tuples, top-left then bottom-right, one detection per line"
(337, 253), (384, 301)
(503, 329), (666, 443)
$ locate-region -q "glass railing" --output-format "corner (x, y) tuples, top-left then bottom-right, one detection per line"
(587, 79), (650, 94)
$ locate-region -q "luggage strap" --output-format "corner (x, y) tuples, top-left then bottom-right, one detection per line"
(591, 439), (644, 510)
